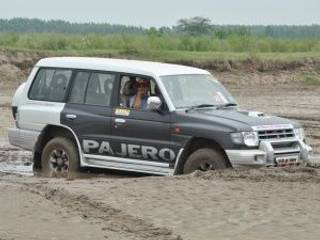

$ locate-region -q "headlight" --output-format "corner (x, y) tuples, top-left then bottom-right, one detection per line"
(243, 132), (259, 146)
(231, 131), (259, 147)
(294, 128), (305, 141)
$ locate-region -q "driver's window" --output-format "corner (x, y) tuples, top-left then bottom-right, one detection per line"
(118, 75), (161, 111)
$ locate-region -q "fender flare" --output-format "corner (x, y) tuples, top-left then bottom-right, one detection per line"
(34, 124), (84, 166)
(173, 137), (231, 174)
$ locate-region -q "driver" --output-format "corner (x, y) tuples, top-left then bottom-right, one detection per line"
(129, 78), (150, 110)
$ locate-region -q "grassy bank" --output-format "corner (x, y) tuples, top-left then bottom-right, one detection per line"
(1, 32), (320, 73)
(3, 46), (320, 62)
(2, 47), (320, 74)
(1, 32), (320, 54)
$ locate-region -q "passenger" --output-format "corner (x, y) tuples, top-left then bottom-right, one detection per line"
(121, 77), (137, 107)
(129, 78), (150, 110)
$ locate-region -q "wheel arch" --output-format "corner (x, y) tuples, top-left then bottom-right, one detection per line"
(33, 124), (83, 169)
(174, 137), (232, 174)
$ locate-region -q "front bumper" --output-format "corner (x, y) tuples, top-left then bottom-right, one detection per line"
(226, 138), (313, 167)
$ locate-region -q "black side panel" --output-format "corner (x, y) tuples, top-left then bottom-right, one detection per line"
(111, 109), (173, 163)
(61, 103), (113, 153)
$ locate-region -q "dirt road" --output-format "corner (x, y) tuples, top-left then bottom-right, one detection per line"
(0, 167), (319, 240)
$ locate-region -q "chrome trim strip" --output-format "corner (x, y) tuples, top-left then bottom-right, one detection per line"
(83, 154), (170, 168)
(82, 154), (172, 175)
(273, 147), (301, 155)
(259, 138), (299, 143)
(173, 148), (184, 175)
(252, 124), (294, 131)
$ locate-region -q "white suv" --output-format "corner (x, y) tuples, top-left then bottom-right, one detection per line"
(9, 57), (313, 176)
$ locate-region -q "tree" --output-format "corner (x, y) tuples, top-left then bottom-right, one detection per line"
(147, 27), (162, 38)
(176, 16), (212, 36)
(265, 26), (275, 37)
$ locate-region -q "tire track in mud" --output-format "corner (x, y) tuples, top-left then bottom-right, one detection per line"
(0, 176), (182, 240)
(3, 167), (320, 240)
(0, 143), (182, 239)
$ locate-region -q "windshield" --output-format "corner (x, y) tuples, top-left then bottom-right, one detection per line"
(160, 74), (236, 109)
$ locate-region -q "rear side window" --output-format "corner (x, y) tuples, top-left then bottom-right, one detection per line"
(84, 72), (116, 106)
(68, 72), (90, 104)
(29, 68), (72, 102)
(68, 71), (116, 107)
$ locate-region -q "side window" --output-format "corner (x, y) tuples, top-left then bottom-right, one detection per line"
(68, 72), (90, 104)
(84, 72), (115, 106)
(29, 68), (72, 102)
(119, 75), (161, 111)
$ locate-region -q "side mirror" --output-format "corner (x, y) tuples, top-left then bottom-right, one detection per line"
(147, 96), (162, 111)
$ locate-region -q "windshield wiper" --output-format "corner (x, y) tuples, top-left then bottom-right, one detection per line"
(185, 104), (216, 112)
(184, 103), (237, 112)
(216, 103), (238, 109)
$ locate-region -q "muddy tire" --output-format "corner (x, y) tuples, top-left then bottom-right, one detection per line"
(183, 148), (228, 174)
(41, 137), (80, 177)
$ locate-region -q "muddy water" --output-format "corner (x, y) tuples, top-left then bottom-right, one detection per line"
(0, 144), (33, 176)
(0, 144), (145, 178)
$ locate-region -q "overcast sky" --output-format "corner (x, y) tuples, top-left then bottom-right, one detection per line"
(1, 0), (319, 27)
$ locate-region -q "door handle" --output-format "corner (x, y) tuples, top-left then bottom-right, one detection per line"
(66, 114), (77, 120)
(114, 118), (126, 124)
(114, 118), (126, 128)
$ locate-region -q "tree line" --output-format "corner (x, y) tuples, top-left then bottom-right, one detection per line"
(0, 18), (145, 34)
(0, 17), (320, 39)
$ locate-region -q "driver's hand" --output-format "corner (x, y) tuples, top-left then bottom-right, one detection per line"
(136, 88), (144, 97)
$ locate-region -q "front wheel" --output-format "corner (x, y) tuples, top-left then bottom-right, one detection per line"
(41, 137), (80, 177)
(183, 148), (228, 174)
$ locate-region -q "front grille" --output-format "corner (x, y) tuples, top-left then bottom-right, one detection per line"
(258, 128), (295, 140)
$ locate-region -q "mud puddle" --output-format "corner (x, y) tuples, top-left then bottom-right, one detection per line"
(0, 144), (144, 178)
(0, 145), (33, 176)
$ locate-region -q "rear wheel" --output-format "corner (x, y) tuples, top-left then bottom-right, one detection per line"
(41, 137), (80, 177)
(183, 148), (228, 174)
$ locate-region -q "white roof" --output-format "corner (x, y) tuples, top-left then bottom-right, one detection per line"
(36, 57), (209, 77)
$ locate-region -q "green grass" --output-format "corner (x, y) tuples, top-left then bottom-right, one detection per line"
(0, 32), (319, 52)
(1, 33), (320, 63)
(4, 46), (320, 63)
(302, 75), (320, 85)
